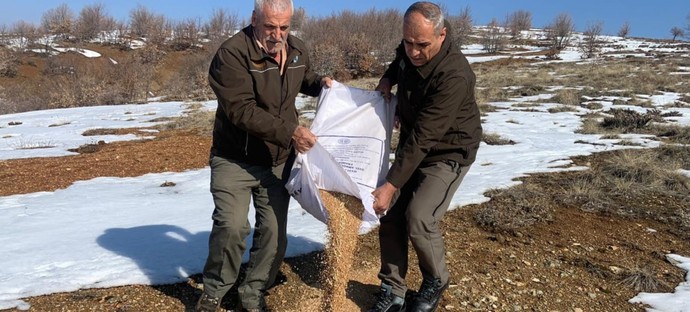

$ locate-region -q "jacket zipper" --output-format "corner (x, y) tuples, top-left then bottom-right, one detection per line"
(244, 132), (249, 156)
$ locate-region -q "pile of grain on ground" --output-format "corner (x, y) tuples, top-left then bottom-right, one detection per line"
(318, 189), (365, 312)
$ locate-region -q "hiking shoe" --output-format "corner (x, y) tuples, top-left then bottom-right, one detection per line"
(406, 278), (448, 312)
(195, 292), (221, 312)
(366, 283), (406, 312)
(240, 295), (269, 312)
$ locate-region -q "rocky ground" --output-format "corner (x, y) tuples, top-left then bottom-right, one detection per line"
(1, 129), (689, 312)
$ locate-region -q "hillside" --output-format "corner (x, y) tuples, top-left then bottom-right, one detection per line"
(2, 28), (690, 311)
(1, 125), (689, 312)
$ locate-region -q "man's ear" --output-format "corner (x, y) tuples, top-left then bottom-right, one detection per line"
(439, 26), (447, 40)
(251, 10), (257, 27)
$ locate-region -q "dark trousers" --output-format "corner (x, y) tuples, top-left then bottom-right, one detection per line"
(201, 156), (289, 309)
(378, 160), (471, 298)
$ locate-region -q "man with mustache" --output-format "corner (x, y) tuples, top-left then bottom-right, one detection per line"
(369, 2), (482, 312)
(196, 0), (331, 311)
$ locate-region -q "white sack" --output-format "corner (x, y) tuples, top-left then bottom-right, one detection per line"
(285, 81), (396, 232)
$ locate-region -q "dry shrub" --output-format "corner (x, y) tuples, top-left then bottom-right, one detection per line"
(0, 48), (18, 77)
(547, 105), (578, 113)
(582, 102), (603, 110)
(555, 174), (611, 212)
(473, 63), (554, 102)
(511, 85), (545, 97)
(576, 117), (604, 134)
(482, 132), (516, 145)
(656, 145), (690, 169)
(478, 103), (498, 114)
(618, 266), (661, 292)
(552, 88), (581, 106)
(301, 8), (400, 80)
(68, 140), (105, 154)
(600, 108), (663, 132)
(650, 124), (690, 145)
(155, 107), (214, 135)
(164, 51), (214, 101)
(475, 86), (509, 103)
(318, 190), (364, 312)
(475, 183), (553, 233)
(477, 146), (690, 234)
(592, 149), (689, 197)
(557, 148), (690, 229)
(310, 39), (348, 80)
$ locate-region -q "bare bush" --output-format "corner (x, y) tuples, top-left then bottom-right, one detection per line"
(291, 7), (306, 31)
(545, 13), (575, 57)
(448, 6), (473, 48)
(165, 50), (215, 100)
(341, 33), (380, 78)
(505, 10), (532, 39)
(129, 5), (168, 46)
(309, 38), (347, 79)
(0, 48), (18, 77)
(0, 24), (9, 46)
(671, 27), (684, 42)
(579, 21), (603, 59)
(11, 20), (39, 50)
(617, 21), (630, 38)
(41, 3), (74, 40)
(75, 3), (114, 42)
(205, 8), (239, 41)
(481, 18), (507, 54)
(170, 18), (200, 51)
(300, 8), (400, 80)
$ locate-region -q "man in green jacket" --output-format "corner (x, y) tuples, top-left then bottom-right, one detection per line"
(369, 2), (482, 312)
(196, 0), (331, 311)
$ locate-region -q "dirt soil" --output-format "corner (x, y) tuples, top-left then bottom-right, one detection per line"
(1, 129), (689, 312)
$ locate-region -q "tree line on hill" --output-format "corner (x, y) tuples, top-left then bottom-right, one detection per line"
(0, 4), (689, 114)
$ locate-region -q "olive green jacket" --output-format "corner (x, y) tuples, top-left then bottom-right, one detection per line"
(382, 26), (482, 188)
(208, 25), (323, 166)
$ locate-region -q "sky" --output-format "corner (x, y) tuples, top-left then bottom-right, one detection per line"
(1, 36), (690, 310)
(1, 0), (689, 40)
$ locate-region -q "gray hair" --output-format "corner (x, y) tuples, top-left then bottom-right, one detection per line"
(254, 0), (294, 15)
(404, 2), (445, 35)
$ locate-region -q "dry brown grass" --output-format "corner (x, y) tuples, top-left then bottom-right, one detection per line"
(552, 88), (582, 106)
(475, 183), (554, 233)
(482, 132), (516, 145)
(474, 145), (690, 239)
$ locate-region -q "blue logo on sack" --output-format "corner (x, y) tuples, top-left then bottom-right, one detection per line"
(338, 138), (351, 144)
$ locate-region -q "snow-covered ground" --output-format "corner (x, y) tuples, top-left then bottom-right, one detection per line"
(1, 31), (689, 311)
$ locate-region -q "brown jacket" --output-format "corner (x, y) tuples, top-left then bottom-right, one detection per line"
(382, 25), (482, 188)
(208, 25), (323, 166)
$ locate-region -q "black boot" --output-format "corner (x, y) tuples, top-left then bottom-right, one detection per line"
(406, 279), (448, 312)
(366, 283), (406, 312)
(195, 293), (221, 312)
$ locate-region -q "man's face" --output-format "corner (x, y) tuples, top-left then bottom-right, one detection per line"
(402, 12), (446, 67)
(251, 5), (292, 56)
